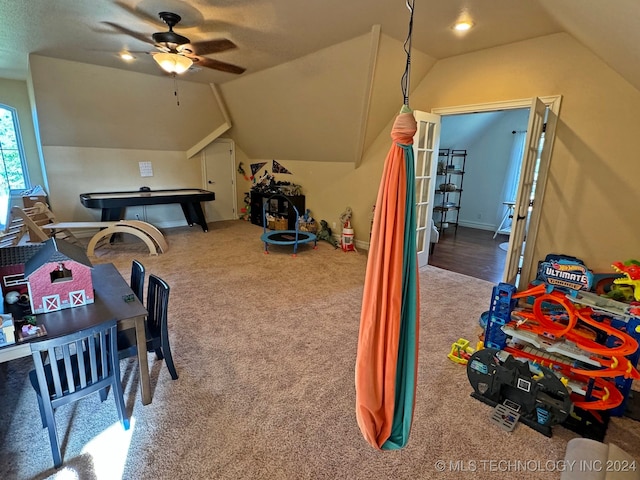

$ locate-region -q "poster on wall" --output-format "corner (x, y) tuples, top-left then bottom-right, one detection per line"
(250, 162), (268, 180)
(272, 160), (292, 174)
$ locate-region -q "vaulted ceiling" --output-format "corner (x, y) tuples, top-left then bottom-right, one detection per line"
(1, 0), (639, 92)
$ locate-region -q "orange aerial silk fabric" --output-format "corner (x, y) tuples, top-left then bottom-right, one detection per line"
(355, 111), (419, 449)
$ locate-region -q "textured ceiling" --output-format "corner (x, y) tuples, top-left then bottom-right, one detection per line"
(0, 0), (638, 91)
(0, 0), (559, 84)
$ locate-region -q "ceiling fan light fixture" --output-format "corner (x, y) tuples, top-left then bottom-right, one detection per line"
(153, 52), (193, 74)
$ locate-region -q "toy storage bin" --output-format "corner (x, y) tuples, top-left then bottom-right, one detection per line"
(274, 217), (288, 230)
(299, 221), (317, 233)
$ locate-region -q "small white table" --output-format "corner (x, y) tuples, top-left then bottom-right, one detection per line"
(493, 201), (515, 239)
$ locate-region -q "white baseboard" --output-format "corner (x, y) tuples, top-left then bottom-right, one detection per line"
(457, 220), (495, 231)
(355, 238), (370, 251)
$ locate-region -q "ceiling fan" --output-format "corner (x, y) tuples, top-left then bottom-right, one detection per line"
(104, 11), (245, 75)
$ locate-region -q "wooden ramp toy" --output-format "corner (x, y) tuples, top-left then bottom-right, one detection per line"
(7, 202), (167, 256)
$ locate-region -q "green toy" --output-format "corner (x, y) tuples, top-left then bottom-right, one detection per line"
(317, 220), (339, 248)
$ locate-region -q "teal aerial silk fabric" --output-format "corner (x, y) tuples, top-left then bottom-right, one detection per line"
(381, 142), (419, 450)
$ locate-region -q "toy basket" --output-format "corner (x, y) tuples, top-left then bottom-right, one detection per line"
(274, 217), (288, 230)
(299, 220), (317, 233)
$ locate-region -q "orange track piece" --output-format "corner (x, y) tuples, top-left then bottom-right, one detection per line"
(512, 284), (547, 299)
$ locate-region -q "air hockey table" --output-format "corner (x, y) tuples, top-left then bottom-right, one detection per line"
(80, 188), (216, 232)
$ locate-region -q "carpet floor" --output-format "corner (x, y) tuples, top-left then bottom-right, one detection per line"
(0, 220), (638, 479)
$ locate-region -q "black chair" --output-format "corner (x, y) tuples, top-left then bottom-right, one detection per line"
(29, 319), (129, 468)
(130, 259), (145, 303)
(118, 274), (178, 380)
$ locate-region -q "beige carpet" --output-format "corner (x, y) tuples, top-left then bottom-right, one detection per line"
(0, 220), (638, 479)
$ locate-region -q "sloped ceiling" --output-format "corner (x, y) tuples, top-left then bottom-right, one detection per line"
(538, 0), (640, 92)
(1, 1), (638, 89)
(3, 1), (640, 164)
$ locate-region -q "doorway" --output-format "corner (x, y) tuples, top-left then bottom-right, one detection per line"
(201, 139), (237, 222)
(428, 108), (529, 282)
(429, 96), (561, 288)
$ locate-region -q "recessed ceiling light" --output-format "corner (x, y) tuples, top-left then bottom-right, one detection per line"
(453, 21), (474, 32)
(120, 52), (135, 61)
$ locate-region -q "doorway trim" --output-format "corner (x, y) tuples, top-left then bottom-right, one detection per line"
(432, 95), (562, 287)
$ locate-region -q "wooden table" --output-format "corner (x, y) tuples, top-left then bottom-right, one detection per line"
(0, 263), (152, 405)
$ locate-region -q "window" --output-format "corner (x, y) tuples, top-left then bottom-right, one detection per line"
(0, 104), (30, 228)
(50, 263), (73, 283)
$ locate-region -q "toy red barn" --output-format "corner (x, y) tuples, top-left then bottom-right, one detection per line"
(24, 238), (94, 314)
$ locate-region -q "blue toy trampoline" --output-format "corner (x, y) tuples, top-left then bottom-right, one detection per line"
(261, 194), (317, 256)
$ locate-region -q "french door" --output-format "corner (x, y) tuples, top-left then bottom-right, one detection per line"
(412, 111), (441, 268)
(503, 97), (559, 288)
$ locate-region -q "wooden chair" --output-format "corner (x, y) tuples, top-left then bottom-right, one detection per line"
(130, 259), (145, 303)
(118, 274), (178, 380)
(29, 319), (129, 468)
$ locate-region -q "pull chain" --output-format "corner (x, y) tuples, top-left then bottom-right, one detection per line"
(173, 73), (181, 106)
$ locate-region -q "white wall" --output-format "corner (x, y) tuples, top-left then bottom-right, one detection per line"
(400, 32), (640, 274)
(442, 109), (530, 230)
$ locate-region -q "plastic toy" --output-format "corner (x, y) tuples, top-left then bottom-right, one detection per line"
(4, 291), (20, 304)
(316, 220), (339, 248)
(339, 207), (353, 228)
(237, 162), (250, 181)
(239, 192), (251, 221)
(467, 348), (572, 437)
(447, 338), (478, 365)
(612, 260), (640, 301)
(339, 207), (356, 252)
(474, 255), (640, 438)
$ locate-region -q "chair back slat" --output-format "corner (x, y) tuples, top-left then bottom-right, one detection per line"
(131, 259), (145, 303)
(61, 344), (75, 395)
(75, 339), (87, 389)
(146, 274), (169, 337)
(99, 329), (109, 380)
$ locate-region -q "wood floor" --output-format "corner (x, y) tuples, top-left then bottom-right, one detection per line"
(428, 225), (508, 284)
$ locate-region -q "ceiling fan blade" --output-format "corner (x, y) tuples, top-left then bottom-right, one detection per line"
(103, 22), (154, 45)
(190, 56), (246, 74)
(180, 39), (237, 56)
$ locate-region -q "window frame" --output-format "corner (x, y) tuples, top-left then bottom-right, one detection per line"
(0, 103), (31, 195)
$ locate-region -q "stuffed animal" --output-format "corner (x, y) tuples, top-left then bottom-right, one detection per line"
(340, 207), (353, 228)
(317, 220), (339, 248)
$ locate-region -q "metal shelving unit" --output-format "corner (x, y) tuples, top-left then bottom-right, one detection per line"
(433, 148), (467, 235)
